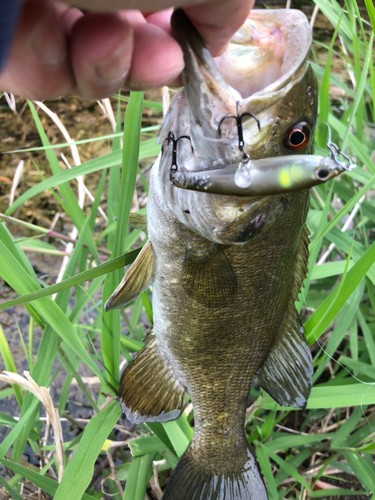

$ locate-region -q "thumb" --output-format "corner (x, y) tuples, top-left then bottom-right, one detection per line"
(183, 0), (255, 57)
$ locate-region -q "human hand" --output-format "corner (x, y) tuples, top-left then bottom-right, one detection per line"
(0, 0), (254, 100)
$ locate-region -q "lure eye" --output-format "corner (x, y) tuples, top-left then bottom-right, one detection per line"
(284, 122), (310, 151)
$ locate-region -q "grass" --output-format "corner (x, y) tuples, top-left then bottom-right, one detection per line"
(0, 0), (375, 498)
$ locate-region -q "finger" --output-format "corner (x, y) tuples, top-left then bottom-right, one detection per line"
(145, 8), (174, 34)
(125, 22), (184, 90)
(59, 0), (213, 12)
(119, 10), (146, 26)
(70, 12), (133, 99)
(184, 0), (255, 56)
(0, 0), (73, 100)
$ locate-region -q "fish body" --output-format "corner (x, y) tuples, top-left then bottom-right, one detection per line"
(106, 8), (338, 499)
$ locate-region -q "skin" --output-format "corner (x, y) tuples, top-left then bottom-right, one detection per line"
(114, 9), (318, 498)
(0, 0), (254, 100)
(148, 69), (317, 497)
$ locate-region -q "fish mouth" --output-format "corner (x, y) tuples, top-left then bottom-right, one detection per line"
(164, 8), (313, 153)
(213, 9), (312, 100)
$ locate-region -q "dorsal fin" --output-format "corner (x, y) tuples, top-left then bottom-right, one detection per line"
(257, 225), (312, 408)
(105, 241), (154, 311)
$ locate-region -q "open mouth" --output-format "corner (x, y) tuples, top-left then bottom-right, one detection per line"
(214, 10), (312, 99)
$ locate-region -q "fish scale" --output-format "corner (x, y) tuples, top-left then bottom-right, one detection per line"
(105, 7), (345, 499)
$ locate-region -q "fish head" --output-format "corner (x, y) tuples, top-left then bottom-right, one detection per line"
(156, 8), (320, 245)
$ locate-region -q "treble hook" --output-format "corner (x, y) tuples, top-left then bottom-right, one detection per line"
(319, 122), (356, 171)
(162, 131), (193, 181)
(218, 101), (261, 162)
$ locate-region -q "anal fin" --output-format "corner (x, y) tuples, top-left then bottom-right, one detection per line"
(119, 335), (186, 424)
(105, 240), (154, 311)
(182, 244), (237, 308)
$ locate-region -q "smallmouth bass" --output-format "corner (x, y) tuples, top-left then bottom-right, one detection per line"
(106, 8), (345, 499)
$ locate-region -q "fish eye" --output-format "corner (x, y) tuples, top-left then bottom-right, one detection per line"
(284, 122), (310, 151)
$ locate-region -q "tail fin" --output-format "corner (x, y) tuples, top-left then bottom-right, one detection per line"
(163, 448), (268, 500)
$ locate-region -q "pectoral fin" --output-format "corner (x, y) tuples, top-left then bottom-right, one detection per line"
(105, 240), (154, 311)
(119, 335), (186, 424)
(257, 319), (313, 408)
(129, 213), (147, 233)
(182, 245), (237, 308)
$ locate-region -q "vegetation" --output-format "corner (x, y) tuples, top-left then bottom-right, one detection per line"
(0, 0), (375, 498)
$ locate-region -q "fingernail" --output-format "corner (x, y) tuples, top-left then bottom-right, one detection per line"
(30, 14), (67, 65)
(95, 38), (132, 84)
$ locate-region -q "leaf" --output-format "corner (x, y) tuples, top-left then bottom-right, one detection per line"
(0, 239), (110, 390)
(343, 452), (375, 493)
(129, 435), (167, 457)
(309, 489), (368, 498)
(123, 453), (155, 500)
(102, 91), (144, 385)
(261, 382), (375, 409)
(0, 458), (97, 500)
(6, 139), (159, 216)
(0, 324), (23, 406)
(260, 444), (310, 490)
(0, 475), (25, 500)
(0, 249), (140, 310)
(162, 420), (191, 457)
(54, 401), (121, 500)
(305, 240), (375, 344)
(331, 406), (363, 447)
(256, 445), (278, 500)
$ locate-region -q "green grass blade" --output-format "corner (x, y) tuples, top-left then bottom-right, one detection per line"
(310, 174), (375, 250)
(256, 445), (278, 500)
(261, 444), (310, 490)
(129, 435), (168, 457)
(317, 12), (341, 146)
(305, 240), (375, 344)
(343, 452), (375, 493)
(54, 401), (121, 500)
(261, 381), (375, 409)
(0, 474), (29, 500)
(102, 91), (144, 385)
(341, 31), (374, 152)
(357, 310), (375, 366)
(331, 406), (363, 447)
(5, 139), (159, 216)
(364, 0), (375, 31)
(0, 324), (23, 406)
(0, 458), (97, 500)
(123, 453), (155, 500)
(0, 239), (110, 390)
(162, 420), (191, 457)
(27, 102), (101, 264)
(0, 249), (140, 310)
(309, 489), (368, 498)
(0, 399), (39, 459)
